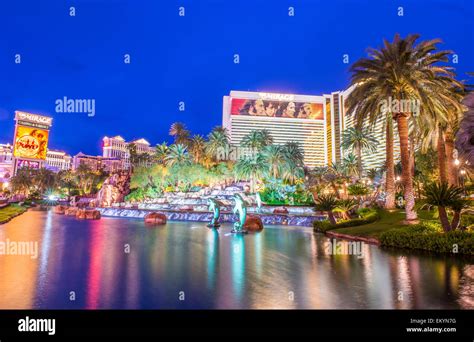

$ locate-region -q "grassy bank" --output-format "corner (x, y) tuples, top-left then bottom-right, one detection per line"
(316, 209), (474, 255)
(0, 204), (28, 224)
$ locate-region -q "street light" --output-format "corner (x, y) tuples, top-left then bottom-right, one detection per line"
(454, 159), (460, 166)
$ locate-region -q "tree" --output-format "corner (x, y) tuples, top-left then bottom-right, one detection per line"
(206, 126), (230, 161)
(189, 134), (206, 164)
(234, 154), (267, 193)
(261, 145), (285, 178)
(347, 34), (460, 222)
(343, 153), (359, 179)
(423, 182), (465, 232)
(342, 127), (378, 178)
(241, 129), (274, 154)
(165, 144), (191, 167)
(154, 142), (168, 164)
(281, 141), (305, 184)
(456, 88), (474, 166)
(32, 168), (56, 194)
(58, 169), (76, 197)
(169, 122), (191, 146)
(10, 168), (33, 196)
(315, 194), (339, 224)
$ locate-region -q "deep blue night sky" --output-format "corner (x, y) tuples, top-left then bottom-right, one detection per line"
(0, 0), (473, 155)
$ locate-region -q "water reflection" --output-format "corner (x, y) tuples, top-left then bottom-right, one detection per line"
(0, 210), (472, 309)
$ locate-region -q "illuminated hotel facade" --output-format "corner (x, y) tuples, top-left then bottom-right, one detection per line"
(223, 89), (399, 170)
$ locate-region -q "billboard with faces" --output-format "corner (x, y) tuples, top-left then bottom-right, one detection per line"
(231, 98), (324, 120)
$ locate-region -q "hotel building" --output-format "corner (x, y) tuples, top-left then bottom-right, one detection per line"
(102, 136), (154, 169)
(222, 89), (400, 170)
(45, 150), (72, 172)
(73, 153), (123, 173)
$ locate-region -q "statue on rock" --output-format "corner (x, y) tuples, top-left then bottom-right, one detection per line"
(232, 193), (248, 234)
(207, 198), (222, 229)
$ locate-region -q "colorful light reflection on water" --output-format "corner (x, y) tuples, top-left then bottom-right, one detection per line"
(0, 210), (472, 309)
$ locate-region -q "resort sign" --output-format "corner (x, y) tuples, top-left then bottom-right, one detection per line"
(12, 111), (53, 173)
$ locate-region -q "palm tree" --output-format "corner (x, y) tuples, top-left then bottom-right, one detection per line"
(346, 34), (460, 222)
(169, 122), (191, 146)
(261, 145), (285, 178)
(343, 153), (359, 179)
(33, 168), (56, 194)
(189, 134), (206, 164)
(456, 89), (474, 167)
(241, 129), (274, 154)
(155, 142), (169, 164)
(334, 198), (358, 220)
(58, 169), (76, 197)
(165, 144), (190, 167)
(423, 182), (464, 232)
(342, 127), (378, 178)
(315, 194), (339, 224)
(234, 154), (267, 193)
(10, 168), (33, 196)
(206, 126), (230, 161)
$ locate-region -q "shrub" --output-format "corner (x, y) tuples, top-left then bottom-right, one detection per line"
(313, 208), (380, 232)
(379, 223), (474, 255)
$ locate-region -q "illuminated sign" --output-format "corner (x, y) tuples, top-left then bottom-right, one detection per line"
(15, 111), (53, 127)
(13, 126), (49, 160)
(231, 98), (324, 120)
(259, 93), (295, 102)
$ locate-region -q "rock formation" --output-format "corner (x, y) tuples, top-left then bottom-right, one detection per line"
(76, 209), (101, 220)
(96, 171), (131, 207)
(244, 214), (264, 231)
(144, 212), (167, 225)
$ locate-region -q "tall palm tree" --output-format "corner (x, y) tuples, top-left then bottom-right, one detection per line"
(10, 168), (33, 196)
(241, 129), (274, 154)
(342, 127), (378, 178)
(33, 168), (56, 194)
(189, 134), (206, 164)
(206, 126), (230, 161)
(234, 154), (267, 193)
(58, 169), (76, 197)
(280, 141), (305, 184)
(165, 144), (190, 167)
(169, 122), (191, 146)
(456, 90), (474, 166)
(346, 34), (460, 222)
(261, 145), (285, 178)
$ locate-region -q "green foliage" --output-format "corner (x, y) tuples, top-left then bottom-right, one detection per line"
(313, 208), (380, 232)
(348, 183), (369, 196)
(379, 223), (474, 255)
(314, 194), (339, 212)
(423, 182), (464, 207)
(259, 178), (313, 205)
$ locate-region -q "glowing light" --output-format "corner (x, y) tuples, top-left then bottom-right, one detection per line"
(454, 159), (460, 166)
(396, 176), (401, 181)
(460, 170), (466, 175)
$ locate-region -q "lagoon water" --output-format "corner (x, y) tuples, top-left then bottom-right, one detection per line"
(0, 210), (472, 309)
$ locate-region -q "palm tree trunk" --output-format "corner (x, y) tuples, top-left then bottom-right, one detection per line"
(385, 118), (396, 209)
(409, 134), (416, 177)
(327, 210), (337, 225)
(356, 145), (362, 179)
(396, 115), (417, 221)
(437, 126), (448, 184)
(445, 133), (457, 186)
(438, 206), (451, 232)
(451, 210), (461, 231)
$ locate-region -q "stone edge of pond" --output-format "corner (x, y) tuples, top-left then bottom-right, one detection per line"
(325, 231), (380, 245)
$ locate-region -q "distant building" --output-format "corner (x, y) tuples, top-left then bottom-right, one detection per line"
(102, 136), (154, 169)
(0, 143), (13, 181)
(73, 152), (123, 173)
(45, 150), (72, 172)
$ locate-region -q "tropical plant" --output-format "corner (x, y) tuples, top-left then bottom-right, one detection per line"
(346, 34), (461, 221)
(234, 154), (267, 193)
(342, 127), (378, 178)
(165, 144), (190, 167)
(315, 194), (339, 224)
(241, 129), (274, 153)
(334, 198), (358, 220)
(262, 145), (285, 178)
(154, 142), (169, 164)
(189, 134), (206, 164)
(10, 167), (34, 196)
(169, 122), (191, 146)
(423, 182), (465, 232)
(206, 126), (230, 161)
(342, 153), (359, 178)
